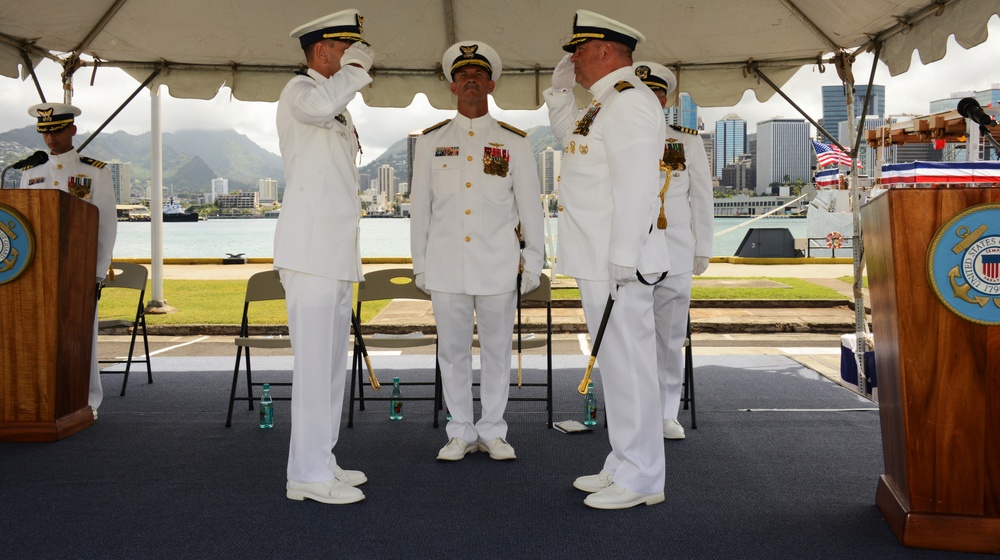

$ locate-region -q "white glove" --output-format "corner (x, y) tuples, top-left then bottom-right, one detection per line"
(520, 271), (540, 295)
(551, 54), (576, 91)
(609, 262), (637, 285)
(341, 42), (374, 72)
(414, 272), (428, 294)
(693, 256), (710, 276)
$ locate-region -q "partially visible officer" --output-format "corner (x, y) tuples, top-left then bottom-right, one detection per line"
(544, 10), (668, 509)
(20, 102), (118, 418)
(274, 8), (374, 505)
(411, 41), (544, 462)
(632, 62), (713, 440)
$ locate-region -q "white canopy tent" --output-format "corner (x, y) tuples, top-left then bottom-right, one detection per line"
(1, 0), (998, 372)
(1, 0), (998, 109)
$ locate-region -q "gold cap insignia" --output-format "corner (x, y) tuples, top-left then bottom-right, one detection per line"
(635, 65), (650, 80)
(37, 108), (54, 122)
(460, 45), (479, 58)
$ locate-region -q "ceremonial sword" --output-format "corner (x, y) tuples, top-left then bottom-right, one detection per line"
(578, 293), (615, 394)
(351, 310), (380, 391)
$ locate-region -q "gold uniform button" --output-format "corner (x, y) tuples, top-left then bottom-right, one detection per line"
(57, 164), (63, 169)
(465, 182), (472, 188)
(558, 205), (564, 211)
(465, 209), (471, 215)
(54, 181), (59, 186)
(442, 164), (447, 168)
(465, 236), (471, 242)
(468, 131), (474, 137)
(467, 155), (473, 162)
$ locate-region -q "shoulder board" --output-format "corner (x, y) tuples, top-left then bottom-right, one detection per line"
(421, 119), (451, 134)
(498, 121), (527, 137)
(614, 80), (635, 92)
(20, 163), (39, 171)
(294, 69), (312, 79)
(670, 124), (698, 135)
(80, 156), (106, 169)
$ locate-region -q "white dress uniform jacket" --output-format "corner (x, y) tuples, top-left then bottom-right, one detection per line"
(545, 67), (668, 496)
(20, 149), (118, 279)
(410, 114), (544, 294)
(274, 66), (372, 281)
(545, 67), (668, 280)
(661, 125), (713, 276)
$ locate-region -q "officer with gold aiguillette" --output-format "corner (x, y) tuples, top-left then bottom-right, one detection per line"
(632, 62), (714, 441)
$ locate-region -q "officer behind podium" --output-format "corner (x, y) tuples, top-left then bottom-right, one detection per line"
(273, 8), (374, 506)
(632, 62), (713, 440)
(20, 102), (118, 419)
(544, 10), (669, 509)
(410, 41), (544, 462)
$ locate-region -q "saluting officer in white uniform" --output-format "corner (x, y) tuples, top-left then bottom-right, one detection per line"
(274, 9), (375, 506)
(411, 41), (544, 462)
(632, 62), (713, 440)
(544, 10), (669, 510)
(20, 103), (118, 417)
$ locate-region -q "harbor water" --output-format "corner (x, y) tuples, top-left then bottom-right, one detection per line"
(111, 217), (808, 260)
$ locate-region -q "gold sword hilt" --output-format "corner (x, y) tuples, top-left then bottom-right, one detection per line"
(578, 356), (597, 394)
(365, 355), (380, 391)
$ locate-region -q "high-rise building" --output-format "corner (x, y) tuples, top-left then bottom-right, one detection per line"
(721, 154), (753, 192)
(108, 161), (131, 204)
(747, 132), (757, 193)
(407, 131), (421, 192)
(359, 172), (372, 194)
(838, 116), (886, 171)
(258, 178), (279, 203)
(208, 177), (229, 204)
(755, 118), (810, 193)
(538, 147), (561, 195)
(822, 84), (885, 143)
(664, 93), (698, 130)
(700, 132), (714, 177)
(378, 164), (396, 200)
(714, 115), (746, 178)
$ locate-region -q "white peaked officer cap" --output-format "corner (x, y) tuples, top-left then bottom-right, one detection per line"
(562, 9), (645, 53)
(290, 8), (368, 48)
(442, 41), (502, 82)
(27, 102), (81, 133)
(633, 62), (676, 95)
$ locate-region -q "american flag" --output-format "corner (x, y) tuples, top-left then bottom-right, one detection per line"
(812, 140), (861, 168)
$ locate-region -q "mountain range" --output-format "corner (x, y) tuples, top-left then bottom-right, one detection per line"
(0, 124), (562, 198)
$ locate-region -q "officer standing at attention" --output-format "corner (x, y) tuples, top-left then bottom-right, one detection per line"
(410, 41), (544, 462)
(20, 103), (118, 419)
(274, 9), (374, 505)
(544, 10), (669, 509)
(632, 62), (713, 440)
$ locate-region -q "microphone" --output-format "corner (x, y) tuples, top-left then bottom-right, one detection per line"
(1, 151), (48, 189)
(9, 151), (49, 170)
(957, 97), (997, 127)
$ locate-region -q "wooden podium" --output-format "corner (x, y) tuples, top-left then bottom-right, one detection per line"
(0, 190), (99, 441)
(862, 188), (1000, 554)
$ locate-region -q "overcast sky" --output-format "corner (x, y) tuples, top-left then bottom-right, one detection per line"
(2, 16), (998, 166)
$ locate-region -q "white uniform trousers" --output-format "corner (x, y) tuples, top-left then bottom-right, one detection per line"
(89, 311), (102, 409)
(653, 273), (693, 421)
(431, 290), (516, 443)
(577, 278), (665, 495)
(278, 269), (353, 484)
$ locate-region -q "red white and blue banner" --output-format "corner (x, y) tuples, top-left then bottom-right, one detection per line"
(814, 168), (842, 188)
(881, 161), (1000, 185)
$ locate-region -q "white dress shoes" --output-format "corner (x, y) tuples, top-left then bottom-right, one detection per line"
(573, 470), (614, 493)
(286, 478), (365, 504)
(478, 437), (516, 460)
(436, 437), (478, 461)
(332, 465), (367, 487)
(583, 482), (665, 510)
(663, 418), (686, 440)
